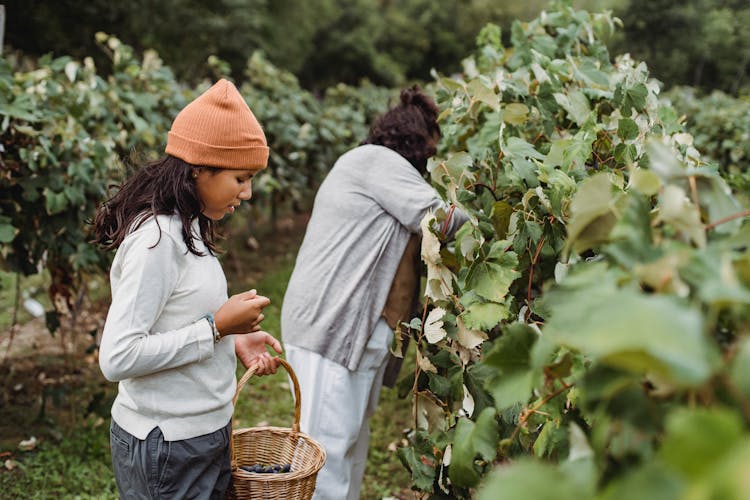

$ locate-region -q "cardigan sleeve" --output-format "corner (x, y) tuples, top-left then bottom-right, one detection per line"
(99, 228), (215, 382)
(364, 150), (469, 238)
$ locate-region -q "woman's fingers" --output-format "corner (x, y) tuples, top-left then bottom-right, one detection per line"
(253, 352), (281, 376)
(255, 353), (272, 375)
(215, 293), (270, 335)
(264, 334), (283, 354)
(235, 289), (257, 300)
(246, 295), (271, 308)
(250, 314), (265, 328)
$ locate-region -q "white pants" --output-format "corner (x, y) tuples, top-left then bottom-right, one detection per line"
(284, 318), (393, 500)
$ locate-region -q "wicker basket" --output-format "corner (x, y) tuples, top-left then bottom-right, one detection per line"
(229, 358), (326, 500)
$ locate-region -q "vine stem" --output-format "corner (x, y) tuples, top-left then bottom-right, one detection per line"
(472, 182), (499, 201)
(688, 176), (700, 215)
(412, 206), (456, 437)
(720, 374), (750, 423)
(413, 300), (431, 433)
(509, 381), (574, 444)
(705, 209), (750, 231)
(440, 205), (456, 240)
(525, 236), (546, 320)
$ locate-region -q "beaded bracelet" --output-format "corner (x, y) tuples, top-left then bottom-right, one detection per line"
(204, 313), (221, 344)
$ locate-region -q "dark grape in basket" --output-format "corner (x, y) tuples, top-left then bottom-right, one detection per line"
(239, 463), (292, 473)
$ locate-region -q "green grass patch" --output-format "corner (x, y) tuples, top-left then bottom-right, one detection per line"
(0, 420), (119, 499)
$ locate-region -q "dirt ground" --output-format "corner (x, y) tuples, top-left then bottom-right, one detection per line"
(0, 212), (310, 451)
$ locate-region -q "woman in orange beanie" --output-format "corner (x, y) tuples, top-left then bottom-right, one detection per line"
(93, 79), (282, 498)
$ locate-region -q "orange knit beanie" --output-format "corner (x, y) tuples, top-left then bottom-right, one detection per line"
(165, 79), (269, 170)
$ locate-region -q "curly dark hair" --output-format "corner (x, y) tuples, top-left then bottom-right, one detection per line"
(361, 85), (440, 173)
(91, 155), (219, 256)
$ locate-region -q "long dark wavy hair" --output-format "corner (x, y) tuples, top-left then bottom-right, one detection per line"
(361, 85), (440, 173)
(91, 155), (218, 256)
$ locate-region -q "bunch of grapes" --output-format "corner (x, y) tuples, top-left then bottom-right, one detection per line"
(239, 463), (292, 474)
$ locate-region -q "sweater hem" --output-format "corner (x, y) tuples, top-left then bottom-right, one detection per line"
(111, 403), (234, 441)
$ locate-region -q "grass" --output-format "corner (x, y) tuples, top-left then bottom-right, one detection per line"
(0, 218), (416, 499)
(0, 422), (119, 499)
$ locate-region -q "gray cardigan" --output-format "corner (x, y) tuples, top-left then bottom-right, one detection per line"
(281, 144), (468, 370)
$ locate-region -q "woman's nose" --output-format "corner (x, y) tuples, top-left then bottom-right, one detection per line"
(239, 187), (252, 201)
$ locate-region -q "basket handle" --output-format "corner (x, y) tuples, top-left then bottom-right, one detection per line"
(230, 358), (302, 469)
(232, 357), (302, 432)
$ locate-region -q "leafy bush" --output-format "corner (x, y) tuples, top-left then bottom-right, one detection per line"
(396, 2), (750, 497)
(662, 86), (750, 199)
(0, 35), (185, 324)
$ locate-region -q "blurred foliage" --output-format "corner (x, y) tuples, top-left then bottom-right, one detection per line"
(611, 0), (750, 94)
(5, 0), (625, 92)
(662, 87), (750, 202)
(10, 0), (749, 95)
(3, 0), (268, 84)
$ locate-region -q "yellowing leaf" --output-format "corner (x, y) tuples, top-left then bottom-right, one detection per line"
(456, 316), (488, 349)
(417, 350), (438, 373)
(19, 436), (38, 451)
(421, 213), (456, 300)
(628, 167), (660, 196)
(465, 255), (520, 302)
(634, 253), (690, 297)
(462, 384), (475, 416)
(553, 89), (591, 126)
(503, 103), (529, 125)
(462, 302), (509, 330)
(467, 79), (500, 112)
(424, 307), (447, 344)
(443, 444), (452, 466)
(657, 185), (706, 247)
(415, 392), (446, 432)
(64, 61), (79, 83)
(564, 173), (620, 256)
(420, 214), (441, 265)
(426, 263), (454, 301)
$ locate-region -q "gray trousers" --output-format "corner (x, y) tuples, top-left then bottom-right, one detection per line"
(110, 419), (232, 499)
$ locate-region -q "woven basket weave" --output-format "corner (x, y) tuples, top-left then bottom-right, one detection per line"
(229, 358), (326, 500)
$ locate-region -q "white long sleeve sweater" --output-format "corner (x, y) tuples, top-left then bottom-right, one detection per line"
(99, 214), (235, 441)
(281, 145), (468, 370)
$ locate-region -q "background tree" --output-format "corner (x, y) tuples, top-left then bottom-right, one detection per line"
(3, 0), (269, 82)
(3, 0), (630, 92)
(612, 0), (750, 94)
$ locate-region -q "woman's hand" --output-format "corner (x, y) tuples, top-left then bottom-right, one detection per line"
(214, 289), (271, 337)
(234, 331), (283, 375)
